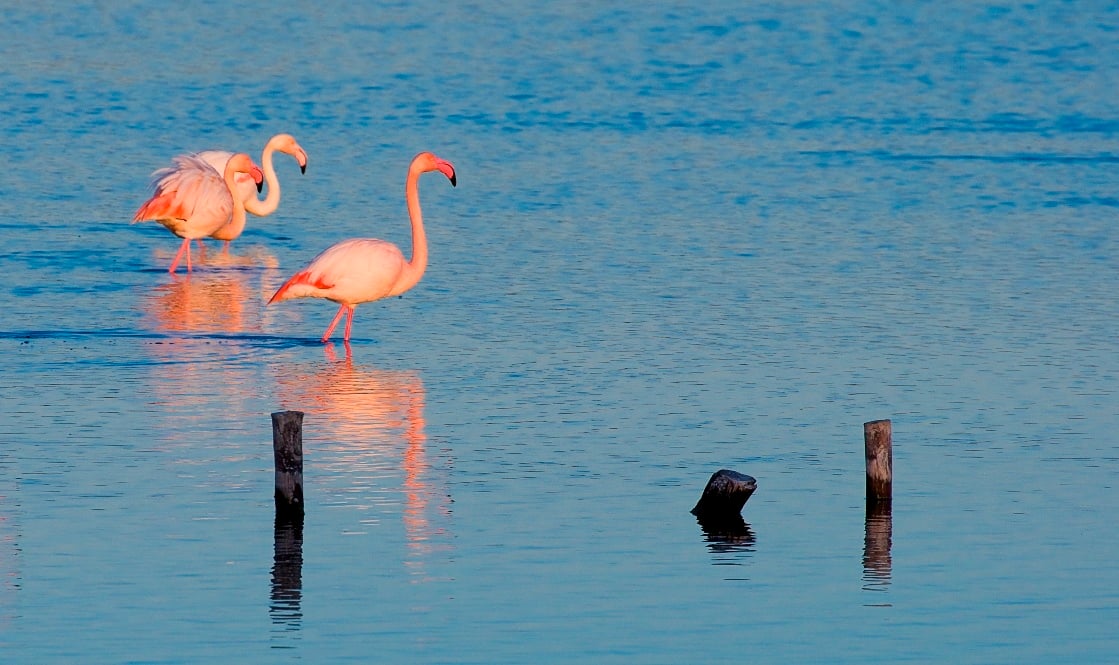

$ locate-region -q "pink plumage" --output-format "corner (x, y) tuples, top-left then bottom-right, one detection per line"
(133, 152), (263, 273)
(196, 133), (308, 245)
(269, 152), (457, 343)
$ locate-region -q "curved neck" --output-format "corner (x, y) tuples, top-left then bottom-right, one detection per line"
(244, 141), (280, 216)
(225, 170), (250, 235)
(391, 168), (428, 296)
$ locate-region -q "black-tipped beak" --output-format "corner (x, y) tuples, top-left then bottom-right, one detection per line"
(450, 173), (457, 187)
(300, 164), (306, 174)
(256, 181), (264, 193)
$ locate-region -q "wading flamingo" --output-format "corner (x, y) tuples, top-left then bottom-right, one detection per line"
(197, 133), (308, 246)
(132, 153), (264, 273)
(268, 152), (457, 342)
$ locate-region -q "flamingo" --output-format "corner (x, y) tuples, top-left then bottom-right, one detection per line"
(132, 153), (264, 273)
(268, 152), (457, 343)
(196, 133), (309, 245)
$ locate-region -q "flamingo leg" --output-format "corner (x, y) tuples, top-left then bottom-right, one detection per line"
(321, 304), (349, 343)
(169, 238), (191, 273)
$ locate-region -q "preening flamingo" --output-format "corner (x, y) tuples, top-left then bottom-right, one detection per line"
(196, 133), (308, 244)
(132, 153), (264, 273)
(268, 152), (457, 342)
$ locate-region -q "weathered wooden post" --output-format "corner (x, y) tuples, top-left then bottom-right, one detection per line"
(863, 419), (892, 502)
(691, 469), (757, 518)
(272, 410), (305, 515)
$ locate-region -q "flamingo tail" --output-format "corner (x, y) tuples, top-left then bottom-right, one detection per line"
(268, 269), (333, 304)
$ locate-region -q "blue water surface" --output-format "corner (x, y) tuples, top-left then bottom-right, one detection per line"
(1, 2), (1117, 663)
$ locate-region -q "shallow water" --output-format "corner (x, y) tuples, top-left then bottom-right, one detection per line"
(1, 2), (1118, 663)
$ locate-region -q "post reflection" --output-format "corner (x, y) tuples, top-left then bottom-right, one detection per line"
(270, 512), (304, 635)
(862, 500), (893, 595)
(696, 513), (756, 562)
(275, 344), (452, 584)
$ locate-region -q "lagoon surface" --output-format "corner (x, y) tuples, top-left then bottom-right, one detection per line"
(1, 2), (1118, 663)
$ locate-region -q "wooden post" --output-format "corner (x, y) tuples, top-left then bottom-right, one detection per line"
(864, 419), (892, 502)
(272, 410), (305, 515)
(691, 469), (757, 518)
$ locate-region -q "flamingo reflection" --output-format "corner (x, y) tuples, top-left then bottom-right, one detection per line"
(275, 346), (452, 581)
(140, 248), (283, 451)
(142, 247), (282, 335)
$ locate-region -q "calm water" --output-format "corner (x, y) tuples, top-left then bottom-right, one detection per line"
(1, 2), (1118, 663)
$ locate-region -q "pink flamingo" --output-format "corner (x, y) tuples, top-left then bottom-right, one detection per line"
(132, 153), (264, 273)
(196, 133), (308, 245)
(268, 152), (457, 342)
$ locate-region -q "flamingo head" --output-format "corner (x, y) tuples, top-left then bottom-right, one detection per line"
(272, 133), (308, 174)
(413, 152), (456, 187)
(225, 153), (265, 192)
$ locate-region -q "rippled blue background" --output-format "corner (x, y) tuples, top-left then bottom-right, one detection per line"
(1, 2), (1117, 663)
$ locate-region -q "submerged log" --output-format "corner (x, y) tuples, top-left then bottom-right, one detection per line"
(272, 410), (305, 516)
(691, 469), (757, 518)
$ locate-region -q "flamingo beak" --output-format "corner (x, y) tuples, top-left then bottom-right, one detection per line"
(298, 150), (308, 174)
(436, 160), (457, 187)
(251, 166), (265, 192)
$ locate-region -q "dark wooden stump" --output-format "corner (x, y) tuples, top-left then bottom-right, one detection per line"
(864, 419), (892, 502)
(691, 469), (757, 518)
(272, 410), (305, 516)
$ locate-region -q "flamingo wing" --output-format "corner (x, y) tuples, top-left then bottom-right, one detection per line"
(132, 154), (234, 238)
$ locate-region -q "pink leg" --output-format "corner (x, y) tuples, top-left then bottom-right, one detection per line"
(343, 306), (355, 341)
(169, 238), (190, 273)
(321, 304), (348, 343)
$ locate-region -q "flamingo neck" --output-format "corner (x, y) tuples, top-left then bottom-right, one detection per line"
(245, 141), (281, 216)
(225, 171), (249, 235)
(392, 168), (428, 296)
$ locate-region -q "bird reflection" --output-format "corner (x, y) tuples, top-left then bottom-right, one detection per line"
(696, 513), (757, 559)
(862, 501), (893, 594)
(274, 345), (452, 582)
(139, 249), (283, 449)
(141, 246), (280, 335)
